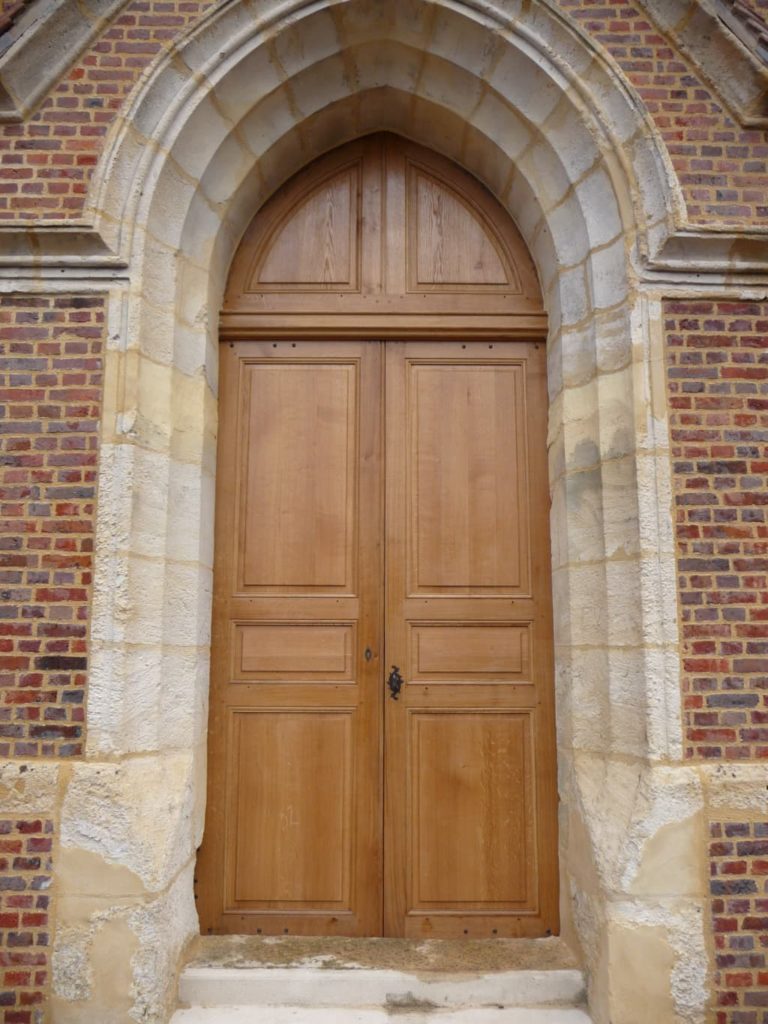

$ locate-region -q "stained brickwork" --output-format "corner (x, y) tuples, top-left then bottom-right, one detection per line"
(0, 817), (53, 1024)
(0, 0), (215, 220)
(710, 820), (768, 1024)
(0, 0), (766, 224)
(665, 299), (768, 761)
(0, 295), (104, 759)
(560, 0), (768, 225)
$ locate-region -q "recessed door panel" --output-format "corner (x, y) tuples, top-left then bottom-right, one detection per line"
(410, 711), (533, 907)
(408, 362), (530, 595)
(230, 710), (353, 907)
(239, 361), (357, 592)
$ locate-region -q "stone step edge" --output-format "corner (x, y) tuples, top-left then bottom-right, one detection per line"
(179, 966), (586, 1009)
(172, 1007), (594, 1024)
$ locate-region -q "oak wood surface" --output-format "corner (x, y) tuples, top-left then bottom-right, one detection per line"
(198, 135), (557, 939)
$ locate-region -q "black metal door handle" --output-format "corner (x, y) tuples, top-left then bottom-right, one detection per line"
(387, 665), (403, 700)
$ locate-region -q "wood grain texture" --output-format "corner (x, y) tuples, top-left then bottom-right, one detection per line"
(234, 623), (354, 681)
(239, 360), (357, 591)
(201, 136), (556, 941)
(252, 166), (359, 290)
(411, 712), (532, 906)
(231, 710), (352, 906)
(197, 340), (383, 937)
(222, 135), (545, 337)
(409, 623), (531, 682)
(412, 172), (510, 287)
(408, 361), (529, 594)
(384, 341), (558, 939)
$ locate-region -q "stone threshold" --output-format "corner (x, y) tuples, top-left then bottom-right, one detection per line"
(182, 934), (581, 975)
(175, 935), (590, 1021)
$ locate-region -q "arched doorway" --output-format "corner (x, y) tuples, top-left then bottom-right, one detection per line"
(196, 134), (558, 939)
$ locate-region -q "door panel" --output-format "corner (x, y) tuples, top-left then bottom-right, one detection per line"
(196, 340), (383, 936)
(230, 710), (353, 906)
(410, 711), (533, 906)
(240, 361), (357, 591)
(408, 362), (529, 593)
(384, 340), (558, 938)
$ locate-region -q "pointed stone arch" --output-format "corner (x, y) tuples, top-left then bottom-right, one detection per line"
(59, 3), (704, 1022)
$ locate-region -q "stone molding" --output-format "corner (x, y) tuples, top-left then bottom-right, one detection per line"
(639, 0), (768, 127)
(0, 0), (132, 122)
(1, 224), (767, 280)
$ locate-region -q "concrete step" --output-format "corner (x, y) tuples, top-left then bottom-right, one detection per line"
(171, 1008), (593, 1023)
(173, 936), (591, 1023)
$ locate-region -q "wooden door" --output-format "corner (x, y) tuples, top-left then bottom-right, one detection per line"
(384, 341), (558, 937)
(196, 340), (383, 936)
(198, 134), (558, 939)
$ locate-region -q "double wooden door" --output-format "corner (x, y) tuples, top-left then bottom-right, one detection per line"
(197, 337), (558, 938)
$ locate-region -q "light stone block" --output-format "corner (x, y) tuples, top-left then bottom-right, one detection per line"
(87, 642), (207, 755)
(599, 457), (641, 560)
(129, 860), (200, 1023)
(429, 6), (502, 78)
(210, 45), (284, 128)
(129, 59), (195, 144)
(594, 307), (632, 376)
(167, 460), (215, 568)
(144, 163), (202, 251)
(164, 560), (214, 648)
(238, 87), (300, 167)
(546, 197), (590, 270)
(198, 132), (254, 207)
(271, 8), (342, 79)
(176, 2), (261, 79)
(604, 560), (643, 647)
(0, 762), (60, 815)
(60, 753), (198, 892)
(556, 265), (590, 327)
(334, 0), (434, 50)
(562, 467), (606, 563)
(542, 102), (602, 185)
(559, 323), (597, 389)
(418, 53), (485, 120)
(703, 764), (768, 814)
(575, 168), (623, 249)
(519, 141), (572, 214)
(486, 45), (563, 129)
(288, 54), (351, 119)
(587, 238), (628, 311)
(352, 40), (423, 92)
(504, 169), (544, 249)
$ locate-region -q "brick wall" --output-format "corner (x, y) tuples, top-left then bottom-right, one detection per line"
(0, 294), (104, 1022)
(0, 0), (765, 225)
(0, 818), (53, 1024)
(560, 0), (768, 225)
(710, 820), (768, 1024)
(0, 0), (214, 220)
(665, 298), (768, 762)
(0, 294), (104, 762)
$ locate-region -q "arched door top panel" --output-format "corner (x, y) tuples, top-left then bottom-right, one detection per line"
(222, 134), (546, 338)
